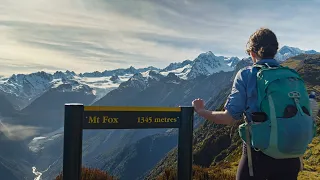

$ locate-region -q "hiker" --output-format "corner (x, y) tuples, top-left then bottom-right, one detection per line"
(309, 91), (319, 122)
(192, 28), (315, 180)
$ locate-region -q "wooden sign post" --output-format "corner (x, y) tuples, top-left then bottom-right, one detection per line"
(62, 104), (194, 180)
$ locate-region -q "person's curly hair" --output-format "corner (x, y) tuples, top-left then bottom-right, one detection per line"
(246, 28), (279, 59)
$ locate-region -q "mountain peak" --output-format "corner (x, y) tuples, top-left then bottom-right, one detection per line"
(53, 70), (76, 79)
(163, 72), (181, 84)
(8, 71), (52, 82)
(131, 72), (144, 80)
(187, 51), (234, 79)
(148, 70), (159, 76)
(278, 46), (302, 54)
(305, 50), (319, 54)
(161, 60), (193, 73)
(144, 70), (164, 83)
(65, 70), (76, 76)
(110, 75), (120, 83)
(276, 45), (319, 61)
(167, 72), (179, 79)
(224, 57), (240, 68)
(118, 72), (147, 90)
(128, 66), (137, 71)
(198, 51), (215, 58)
(148, 70), (163, 78)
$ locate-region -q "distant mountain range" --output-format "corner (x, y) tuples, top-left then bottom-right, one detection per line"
(0, 53), (235, 110)
(0, 45), (318, 180)
(0, 45), (317, 110)
(275, 45), (320, 61)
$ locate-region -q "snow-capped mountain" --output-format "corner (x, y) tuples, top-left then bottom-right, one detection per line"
(159, 63), (192, 79)
(0, 72), (55, 108)
(0, 52), (234, 109)
(119, 73), (148, 91)
(187, 51), (234, 79)
(143, 70), (165, 82)
(114, 51), (237, 89)
(110, 75), (120, 83)
(0, 68), (152, 109)
(0, 46), (314, 110)
(119, 70), (166, 91)
(275, 46), (319, 61)
(160, 60), (193, 72)
(159, 52), (237, 80)
(224, 57), (241, 68)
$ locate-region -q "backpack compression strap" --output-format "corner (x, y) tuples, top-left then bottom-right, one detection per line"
(245, 63), (279, 177)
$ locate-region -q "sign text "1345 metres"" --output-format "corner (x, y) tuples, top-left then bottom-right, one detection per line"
(82, 106), (181, 129)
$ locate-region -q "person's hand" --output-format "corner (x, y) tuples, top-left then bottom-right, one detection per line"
(192, 98), (205, 113)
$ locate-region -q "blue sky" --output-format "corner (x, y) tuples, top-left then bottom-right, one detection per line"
(0, 0), (320, 76)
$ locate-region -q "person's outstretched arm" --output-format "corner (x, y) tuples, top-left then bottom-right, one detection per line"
(192, 104), (234, 125)
(192, 69), (247, 125)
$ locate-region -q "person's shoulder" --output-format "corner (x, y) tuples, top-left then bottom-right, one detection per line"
(239, 65), (254, 73)
(236, 65), (254, 77)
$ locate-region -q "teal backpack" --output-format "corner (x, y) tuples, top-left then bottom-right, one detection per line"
(239, 63), (316, 175)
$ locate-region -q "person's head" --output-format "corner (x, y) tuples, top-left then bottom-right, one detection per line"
(309, 91), (316, 99)
(246, 28), (279, 63)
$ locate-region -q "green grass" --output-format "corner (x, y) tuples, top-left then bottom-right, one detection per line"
(298, 117), (320, 179)
(282, 59), (301, 69)
(156, 117), (320, 180)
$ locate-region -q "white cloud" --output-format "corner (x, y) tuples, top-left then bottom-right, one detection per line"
(0, 119), (41, 141)
(0, 0), (320, 76)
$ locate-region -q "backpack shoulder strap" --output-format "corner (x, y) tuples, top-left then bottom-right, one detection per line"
(253, 63), (282, 69)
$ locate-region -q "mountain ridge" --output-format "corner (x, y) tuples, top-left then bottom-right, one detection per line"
(147, 53), (320, 180)
(35, 70), (234, 180)
(0, 45), (318, 180)
(0, 51), (239, 109)
(0, 45), (317, 110)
